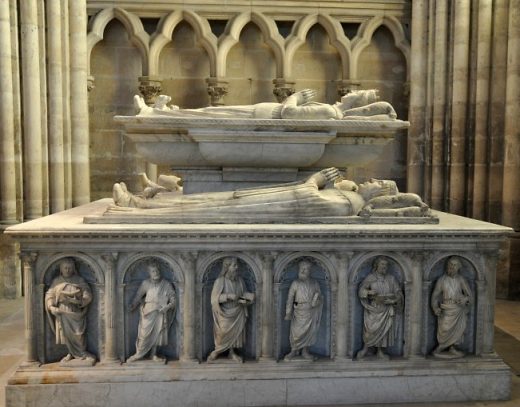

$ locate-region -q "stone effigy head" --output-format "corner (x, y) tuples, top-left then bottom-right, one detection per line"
(337, 89), (379, 112)
(358, 179), (398, 200)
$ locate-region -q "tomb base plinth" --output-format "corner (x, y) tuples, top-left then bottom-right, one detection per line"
(5, 200), (512, 406)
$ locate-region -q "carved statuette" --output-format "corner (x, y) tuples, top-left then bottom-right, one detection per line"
(127, 260), (176, 363)
(357, 257), (403, 360)
(208, 257), (255, 362)
(45, 258), (95, 365)
(284, 260), (323, 361)
(431, 257), (473, 359)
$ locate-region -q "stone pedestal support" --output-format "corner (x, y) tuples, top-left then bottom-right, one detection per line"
(46, 0), (65, 214)
(206, 77), (228, 106)
(69, 0), (90, 206)
(20, 0), (43, 220)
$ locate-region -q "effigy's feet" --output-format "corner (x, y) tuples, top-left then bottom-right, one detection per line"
(356, 347), (368, 360)
(113, 183), (133, 207)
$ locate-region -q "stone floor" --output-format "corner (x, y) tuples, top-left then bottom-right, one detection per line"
(1, 298), (519, 407)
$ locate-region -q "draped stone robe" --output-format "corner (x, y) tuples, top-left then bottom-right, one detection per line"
(359, 273), (403, 348)
(286, 278), (323, 350)
(45, 274), (92, 358)
(431, 274), (472, 348)
(211, 276), (249, 353)
(132, 279), (176, 359)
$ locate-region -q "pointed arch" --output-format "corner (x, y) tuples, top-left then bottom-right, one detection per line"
(150, 10), (218, 77)
(285, 14), (351, 79)
(87, 8), (150, 75)
(351, 15), (410, 80)
(217, 11), (285, 78)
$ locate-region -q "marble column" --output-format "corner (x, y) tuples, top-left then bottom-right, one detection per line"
(47, 0), (65, 213)
(102, 253), (119, 363)
(69, 0), (90, 206)
(430, 0), (448, 211)
(206, 77), (228, 106)
(259, 253), (276, 360)
(470, 0), (493, 220)
(0, 0), (17, 224)
(487, 0), (509, 224)
(407, 0), (429, 196)
(334, 253), (351, 359)
(448, 0), (471, 215)
(61, 0), (72, 209)
(180, 252), (197, 361)
(501, 0), (520, 229)
(21, 252), (38, 363)
(20, 0), (44, 220)
(406, 254), (423, 357)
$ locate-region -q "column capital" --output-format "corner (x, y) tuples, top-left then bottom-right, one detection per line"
(20, 252), (38, 266)
(272, 78), (295, 102)
(206, 77), (228, 106)
(336, 80), (361, 97)
(138, 76), (163, 105)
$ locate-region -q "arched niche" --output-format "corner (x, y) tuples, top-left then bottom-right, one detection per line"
(122, 256), (182, 362)
(291, 24), (342, 104)
(41, 256), (102, 364)
(159, 21), (211, 108)
(199, 256), (258, 361)
(225, 22), (277, 105)
(89, 19), (145, 198)
(352, 25), (408, 189)
(423, 255), (478, 357)
(349, 255), (406, 359)
(275, 255), (333, 360)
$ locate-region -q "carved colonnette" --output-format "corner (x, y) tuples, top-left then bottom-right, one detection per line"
(5, 201), (512, 406)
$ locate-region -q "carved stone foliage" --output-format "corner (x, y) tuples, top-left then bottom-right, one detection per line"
(201, 257), (257, 361)
(277, 256), (331, 360)
(123, 257), (180, 361)
(272, 78), (295, 102)
(138, 76), (163, 105)
(351, 256), (405, 359)
(424, 256), (477, 357)
(206, 77), (229, 106)
(43, 257), (99, 365)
